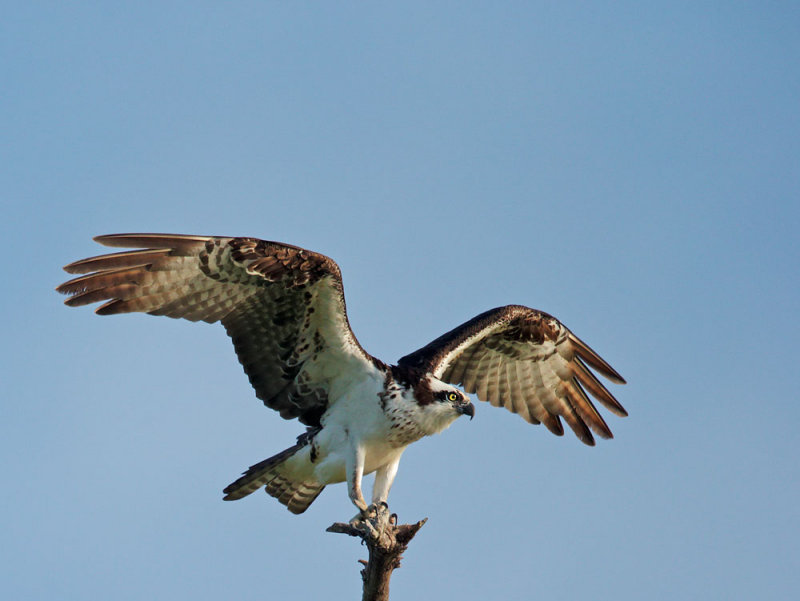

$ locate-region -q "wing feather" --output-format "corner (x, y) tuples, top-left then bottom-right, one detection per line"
(485, 354), (504, 407)
(512, 362), (537, 424)
(462, 346), (487, 395)
(445, 341), (477, 386)
(562, 378), (613, 439)
(474, 350), (493, 403)
(568, 332), (626, 384)
(58, 233), (382, 426)
(398, 305), (626, 445)
(538, 359), (594, 445)
(571, 357), (628, 417)
(504, 362), (530, 420)
(529, 359), (566, 436)
(63, 249), (176, 275)
(498, 362), (513, 413)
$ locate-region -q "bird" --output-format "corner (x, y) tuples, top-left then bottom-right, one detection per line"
(57, 233), (627, 517)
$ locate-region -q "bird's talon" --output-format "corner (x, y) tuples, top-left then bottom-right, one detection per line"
(363, 520), (380, 539)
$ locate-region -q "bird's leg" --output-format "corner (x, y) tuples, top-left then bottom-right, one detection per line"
(352, 457), (400, 536)
(347, 444), (369, 524)
(371, 456), (400, 508)
(369, 457), (400, 525)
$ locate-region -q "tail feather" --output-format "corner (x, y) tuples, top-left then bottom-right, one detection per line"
(266, 475), (326, 515)
(222, 442), (324, 514)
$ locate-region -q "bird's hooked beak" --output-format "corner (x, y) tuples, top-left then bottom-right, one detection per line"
(458, 401), (475, 420)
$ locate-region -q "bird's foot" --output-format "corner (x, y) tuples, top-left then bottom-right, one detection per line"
(371, 501), (392, 525)
(348, 496), (370, 526)
(348, 502), (392, 540)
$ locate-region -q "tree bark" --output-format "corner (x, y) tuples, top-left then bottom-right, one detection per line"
(327, 511), (427, 601)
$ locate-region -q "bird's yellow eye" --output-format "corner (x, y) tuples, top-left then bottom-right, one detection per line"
(447, 392), (459, 402)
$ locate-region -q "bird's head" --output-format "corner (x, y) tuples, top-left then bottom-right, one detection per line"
(432, 385), (475, 420)
(411, 377), (475, 435)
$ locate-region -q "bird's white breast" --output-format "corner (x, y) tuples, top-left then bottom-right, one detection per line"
(308, 368), (399, 483)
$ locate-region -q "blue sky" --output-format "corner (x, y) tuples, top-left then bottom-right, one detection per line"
(2, 3), (799, 599)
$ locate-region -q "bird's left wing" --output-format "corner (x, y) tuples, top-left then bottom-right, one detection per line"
(57, 234), (383, 426)
(398, 305), (626, 445)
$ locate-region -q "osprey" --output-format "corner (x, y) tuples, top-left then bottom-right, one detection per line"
(57, 234), (627, 516)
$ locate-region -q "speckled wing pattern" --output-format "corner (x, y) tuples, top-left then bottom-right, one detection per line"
(57, 234), (379, 426)
(398, 305), (627, 445)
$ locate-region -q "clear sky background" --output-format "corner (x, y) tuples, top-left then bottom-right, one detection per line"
(3, 3), (799, 600)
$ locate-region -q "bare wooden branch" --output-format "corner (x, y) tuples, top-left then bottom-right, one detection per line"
(327, 510), (427, 601)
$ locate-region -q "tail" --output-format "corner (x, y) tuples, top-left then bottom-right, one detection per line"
(222, 441), (325, 515)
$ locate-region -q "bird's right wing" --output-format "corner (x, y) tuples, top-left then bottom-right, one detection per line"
(57, 234), (384, 426)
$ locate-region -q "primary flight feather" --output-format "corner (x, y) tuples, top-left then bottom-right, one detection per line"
(58, 234), (626, 515)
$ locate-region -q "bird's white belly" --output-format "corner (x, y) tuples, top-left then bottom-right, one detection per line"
(310, 378), (405, 485)
(311, 437), (403, 485)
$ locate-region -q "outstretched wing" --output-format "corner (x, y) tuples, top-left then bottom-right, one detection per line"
(398, 305), (626, 445)
(57, 234), (383, 426)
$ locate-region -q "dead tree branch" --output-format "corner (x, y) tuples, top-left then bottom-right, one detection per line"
(327, 511), (427, 601)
